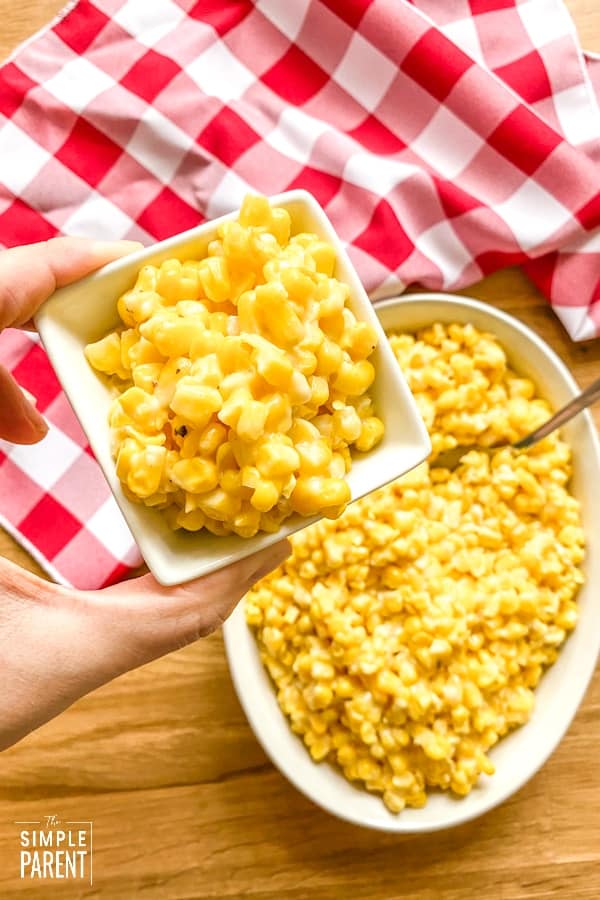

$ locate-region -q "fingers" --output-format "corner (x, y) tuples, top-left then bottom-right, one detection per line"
(0, 366), (47, 444)
(0, 236), (142, 331)
(0, 237), (141, 445)
(119, 539), (290, 603)
(95, 540), (291, 664)
(105, 538), (290, 612)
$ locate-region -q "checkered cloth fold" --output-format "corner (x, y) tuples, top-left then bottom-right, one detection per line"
(1, 0), (599, 588)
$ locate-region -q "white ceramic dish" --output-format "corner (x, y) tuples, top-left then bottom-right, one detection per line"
(34, 191), (430, 586)
(224, 293), (600, 833)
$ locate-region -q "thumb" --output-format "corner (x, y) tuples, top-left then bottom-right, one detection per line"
(0, 540), (290, 750)
(94, 540), (291, 666)
(0, 366), (47, 444)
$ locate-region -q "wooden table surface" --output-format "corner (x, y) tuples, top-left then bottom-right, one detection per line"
(1, 2), (600, 898)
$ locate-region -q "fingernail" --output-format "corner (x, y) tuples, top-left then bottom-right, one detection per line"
(18, 386), (47, 435)
(91, 240), (144, 257)
(251, 540), (291, 581)
(21, 388), (36, 407)
(24, 402), (48, 436)
(271, 539), (291, 566)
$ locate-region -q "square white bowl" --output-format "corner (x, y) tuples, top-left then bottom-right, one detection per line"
(224, 293), (600, 832)
(35, 191), (431, 586)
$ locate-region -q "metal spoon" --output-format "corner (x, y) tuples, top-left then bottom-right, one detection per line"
(431, 374), (600, 470)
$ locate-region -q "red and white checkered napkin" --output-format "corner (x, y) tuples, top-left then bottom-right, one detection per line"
(0, 332), (142, 585)
(1, 0), (600, 588)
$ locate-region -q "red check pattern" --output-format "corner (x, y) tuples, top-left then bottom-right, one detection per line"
(0, 0), (599, 588)
(0, 332), (141, 586)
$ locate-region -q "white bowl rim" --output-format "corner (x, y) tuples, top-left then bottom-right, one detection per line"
(224, 291), (600, 833)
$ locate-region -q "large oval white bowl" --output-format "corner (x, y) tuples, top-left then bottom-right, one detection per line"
(223, 294), (600, 832)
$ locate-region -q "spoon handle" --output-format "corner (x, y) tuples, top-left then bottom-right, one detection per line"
(515, 375), (600, 449)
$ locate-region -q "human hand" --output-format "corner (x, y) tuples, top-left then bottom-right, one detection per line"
(0, 237), (144, 443)
(0, 237), (290, 749)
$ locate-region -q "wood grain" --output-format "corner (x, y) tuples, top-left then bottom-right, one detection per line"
(1, 2), (600, 898)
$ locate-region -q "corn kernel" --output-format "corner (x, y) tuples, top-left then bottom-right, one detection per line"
(355, 417), (385, 452)
(169, 457), (219, 493)
(87, 196), (384, 536)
